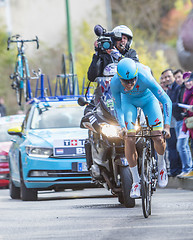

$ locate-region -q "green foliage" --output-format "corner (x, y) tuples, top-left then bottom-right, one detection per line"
(174, 0), (191, 10)
(0, 29), (15, 68)
(134, 41), (169, 82)
(74, 21), (95, 94)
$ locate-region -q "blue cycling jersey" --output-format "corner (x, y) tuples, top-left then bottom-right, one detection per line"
(110, 62), (172, 131)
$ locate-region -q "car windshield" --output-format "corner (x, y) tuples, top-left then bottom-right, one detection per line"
(30, 103), (84, 129)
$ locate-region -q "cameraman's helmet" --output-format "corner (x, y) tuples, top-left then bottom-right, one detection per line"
(117, 58), (138, 80)
(112, 25), (133, 49)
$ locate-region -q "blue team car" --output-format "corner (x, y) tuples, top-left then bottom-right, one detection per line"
(8, 97), (93, 201)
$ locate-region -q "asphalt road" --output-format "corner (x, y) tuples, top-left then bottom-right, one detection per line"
(0, 187), (193, 240)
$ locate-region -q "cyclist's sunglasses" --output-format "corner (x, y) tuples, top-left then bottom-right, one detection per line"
(120, 77), (137, 85)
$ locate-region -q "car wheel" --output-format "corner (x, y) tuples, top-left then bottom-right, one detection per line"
(9, 178), (20, 199)
(20, 165), (37, 201)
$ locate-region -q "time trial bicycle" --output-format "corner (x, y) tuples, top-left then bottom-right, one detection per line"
(132, 113), (164, 218)
(7, 35), (39, 107)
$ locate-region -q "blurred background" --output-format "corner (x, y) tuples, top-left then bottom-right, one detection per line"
(0, 0), (192, 114)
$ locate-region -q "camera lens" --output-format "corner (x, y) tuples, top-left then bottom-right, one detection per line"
(102, 41), (111, 50)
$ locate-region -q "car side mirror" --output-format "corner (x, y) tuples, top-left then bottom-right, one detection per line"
(8, 126), (23, 138)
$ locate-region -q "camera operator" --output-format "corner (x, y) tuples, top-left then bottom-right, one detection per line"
(88, 25), (139, 82)
(84, 25), (139, 115)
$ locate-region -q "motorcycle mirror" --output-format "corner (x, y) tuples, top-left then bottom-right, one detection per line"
(78, 97), (88, 106)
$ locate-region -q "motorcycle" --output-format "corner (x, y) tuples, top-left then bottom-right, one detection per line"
(78, 62), (135, 208)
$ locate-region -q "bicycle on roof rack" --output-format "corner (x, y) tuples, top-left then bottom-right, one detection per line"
(131, 113), (163, 218)
(7, 34), (39, 107)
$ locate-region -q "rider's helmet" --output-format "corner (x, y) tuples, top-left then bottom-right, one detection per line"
(112, 25), (133, 49)
(117, 58), (138, 80)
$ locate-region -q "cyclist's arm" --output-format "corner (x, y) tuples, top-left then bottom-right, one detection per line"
(147, 77), (172, 126)
(110, 74), (125, 128)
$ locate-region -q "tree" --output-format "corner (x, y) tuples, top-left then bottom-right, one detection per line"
(111, 0), (180, 41)
(75, 21), (96, 94)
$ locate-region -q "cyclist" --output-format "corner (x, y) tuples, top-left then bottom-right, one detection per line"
(110, 58), (172, 198)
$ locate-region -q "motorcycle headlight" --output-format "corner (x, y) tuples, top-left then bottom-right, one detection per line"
(134, 124), (140, 132)
(25, 146), (53, 158)
(100, 124), (121, 138)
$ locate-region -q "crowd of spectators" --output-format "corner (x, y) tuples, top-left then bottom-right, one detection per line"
(160, 69), (193, 178)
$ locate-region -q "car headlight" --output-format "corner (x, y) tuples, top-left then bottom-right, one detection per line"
(25, 146), (53, 158)
(100, 124), (121, 138)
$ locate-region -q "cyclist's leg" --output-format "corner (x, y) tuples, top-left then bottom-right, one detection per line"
(142, 96), (165, 154)
(122, 102), (138, 167)
(142, 96), (168, 187)
(122, 102), (141, 197)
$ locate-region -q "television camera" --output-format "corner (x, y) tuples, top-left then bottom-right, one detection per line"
(94, 25), (122, 53)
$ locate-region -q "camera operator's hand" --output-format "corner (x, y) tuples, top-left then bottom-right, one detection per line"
(94, 40), (99, 52)
(108, 48), (122, 61)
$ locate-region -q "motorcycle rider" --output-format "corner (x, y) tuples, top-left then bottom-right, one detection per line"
(88, 25), (139, 82)
(84, 25), (139, 115)
(110, 58), (172, 198)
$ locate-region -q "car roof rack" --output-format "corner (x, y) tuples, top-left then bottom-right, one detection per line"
(25, 73), (93, 105)
(30, 95), (83, 103)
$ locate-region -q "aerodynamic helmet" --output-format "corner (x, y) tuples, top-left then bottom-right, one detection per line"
(112, 25), (133, 48)
(117, 58), (138, 80)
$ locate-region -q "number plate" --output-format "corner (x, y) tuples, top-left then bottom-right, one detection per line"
(77, 162), (88, 172)
(54, 147), (85, 156)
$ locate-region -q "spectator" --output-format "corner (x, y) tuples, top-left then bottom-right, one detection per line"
(160, 75), (168, 92)
(182, 72), (193, 177)
(172, 71), (192, 177)
(0, 97), (6, 117)
(174, 69), (184, 86)
(161, 69), (182, 177)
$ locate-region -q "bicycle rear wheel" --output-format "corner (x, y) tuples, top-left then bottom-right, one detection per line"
(14, 66), (25, 107)
(14, 63), (22, 106)
(22, 58), (30, 103)
(15, 76), (21, 105)
(16, 79), (26, 107)
(141, 147), (152, 218)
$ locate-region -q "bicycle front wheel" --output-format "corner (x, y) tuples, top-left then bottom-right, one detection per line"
(141, 147), (152, 218)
